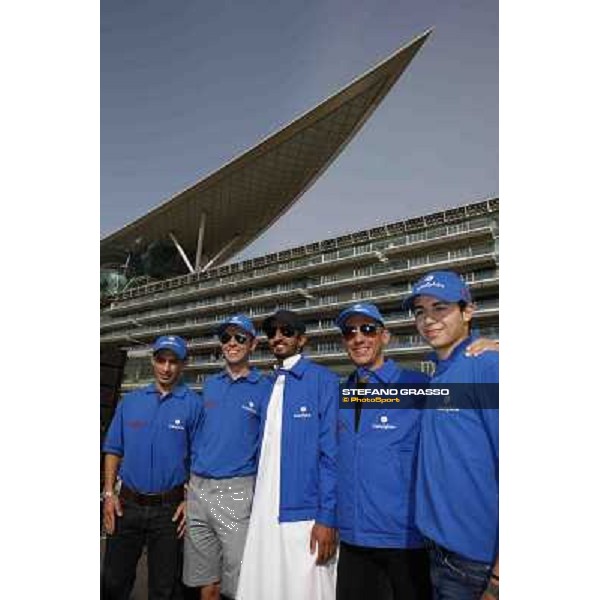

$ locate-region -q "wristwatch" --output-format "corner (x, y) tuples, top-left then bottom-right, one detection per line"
(102, 490), (115, 500)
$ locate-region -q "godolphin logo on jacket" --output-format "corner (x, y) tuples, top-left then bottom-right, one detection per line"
(242, 400), (258, 415)
(372, 414), (397, 430)
(293, 405), (312, 419)
(168, 418), (185, 430)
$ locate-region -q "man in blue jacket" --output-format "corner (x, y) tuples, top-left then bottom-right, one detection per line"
(183, 314), (271, 600)
(237, 310), (338, 600)
(406, 271), (499, 600)
(102, 335), (203, 600)
(335, 302), (431, 600)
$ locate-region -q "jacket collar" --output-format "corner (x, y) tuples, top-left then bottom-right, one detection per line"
(145, 381), (188, 399)
(352, 358), (397, 384)
(276, 354), (310, 379)
(431, 335), (475, 367)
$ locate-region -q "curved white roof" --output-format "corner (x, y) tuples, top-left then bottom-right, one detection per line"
(101, 30), (431, 270)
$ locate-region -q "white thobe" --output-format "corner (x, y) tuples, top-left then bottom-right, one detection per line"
(236, 354), (336, 600)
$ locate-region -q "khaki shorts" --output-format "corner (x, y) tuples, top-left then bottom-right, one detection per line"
(183, 474), (254, 597)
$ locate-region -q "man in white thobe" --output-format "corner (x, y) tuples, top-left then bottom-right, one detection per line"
(237, 310), (338, 600)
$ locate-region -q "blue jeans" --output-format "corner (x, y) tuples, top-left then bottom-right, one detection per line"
(426, 539), (492, 600)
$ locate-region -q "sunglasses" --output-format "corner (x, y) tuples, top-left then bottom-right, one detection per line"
(341, 323), (381, 340)
(219, 332), (249, 345)
(265, 325), (298, 339)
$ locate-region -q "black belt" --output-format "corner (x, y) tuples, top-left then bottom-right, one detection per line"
(120, 484), (185, 507)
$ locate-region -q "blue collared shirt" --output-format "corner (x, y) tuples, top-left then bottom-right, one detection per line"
(416, 336), (499, 563)
(337, 359), (429, 548)
(191, 368), (271, 478)
(103, 382), (203, 494)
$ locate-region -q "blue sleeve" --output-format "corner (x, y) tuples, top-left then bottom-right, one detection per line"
(184, 390), (204, 476)
(255, 378), (274, 466)
(258, 377), (269, 416)
(480, 400), (499, 482)
(316, 371), (338, 528)
(406, 370), (431, 384)
(257, 377), (274, 426)
(103, 398), (125, 456)
(477, 355), (499, 475)
(188, 390), (205, 443)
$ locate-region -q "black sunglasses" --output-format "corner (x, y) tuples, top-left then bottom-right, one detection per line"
(341, 323), (381, 340)
(265, 325), (297, 339)
(219, 332), (249, 345)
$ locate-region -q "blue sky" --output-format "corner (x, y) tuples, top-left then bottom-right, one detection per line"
(101, 0), (497, 261)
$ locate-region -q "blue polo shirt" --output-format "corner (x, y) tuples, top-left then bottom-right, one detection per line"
(337, 359), (429, 548)
(103, 382), (203, 494)
(416, 337), (499, 563)
(191, 368), (271, 479)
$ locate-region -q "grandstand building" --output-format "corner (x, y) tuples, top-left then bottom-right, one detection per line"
(102, 196), (498, 390)
(100, 30), (498, 413)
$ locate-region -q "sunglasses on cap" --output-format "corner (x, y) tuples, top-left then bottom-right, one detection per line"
(341, 323), (381, 340)
(219, 332), (250, 345)
(265, 325), (298, 339)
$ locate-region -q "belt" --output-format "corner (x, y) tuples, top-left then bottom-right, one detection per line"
(120, 484), (185, 507)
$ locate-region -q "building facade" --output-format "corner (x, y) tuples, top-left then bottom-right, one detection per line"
(100, 197), (498, 392)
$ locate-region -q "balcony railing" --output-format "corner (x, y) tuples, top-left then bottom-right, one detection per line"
(103, 219), (496, 316)
(102, 265), (498, 345)
(101, 246), (497, 335)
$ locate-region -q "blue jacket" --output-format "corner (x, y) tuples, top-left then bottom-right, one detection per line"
(416, 336), (499, 563)
(337, 359), (430, 548)
(103, 382), (203, 493)
(259, 356), (339, 527)
(191, 368), (271, 478)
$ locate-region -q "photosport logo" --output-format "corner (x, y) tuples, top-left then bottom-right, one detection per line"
(339, 383), (499, 410)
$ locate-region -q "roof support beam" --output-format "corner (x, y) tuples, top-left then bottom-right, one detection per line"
(195, 212), (207, 271)
(201, 235), (240, 273)
(168, 232), (195, 274)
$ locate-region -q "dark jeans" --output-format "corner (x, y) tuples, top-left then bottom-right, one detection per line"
(102, 500), (183, 600)
(427, 540), (492, 600)
(336, 542), (431, 600)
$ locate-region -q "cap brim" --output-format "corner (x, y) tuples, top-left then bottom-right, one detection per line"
(262, 315), (276, 330)
(336, 309), (383, 328)
(217, 321), (255, 337)
(403, 295), (416, 310)
(263, 315), (305, 334)
(153, 346), (185, 360)
(405, 290), (467, 309)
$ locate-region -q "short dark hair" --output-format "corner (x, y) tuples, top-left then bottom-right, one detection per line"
(458, 300), (473, 333)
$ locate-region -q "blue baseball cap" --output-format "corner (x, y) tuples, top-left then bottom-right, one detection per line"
(216, 314), (257, 337)
(152, 335), (188, 360)
(404, 270), (472, 309)
(336, 303), (385, 328)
